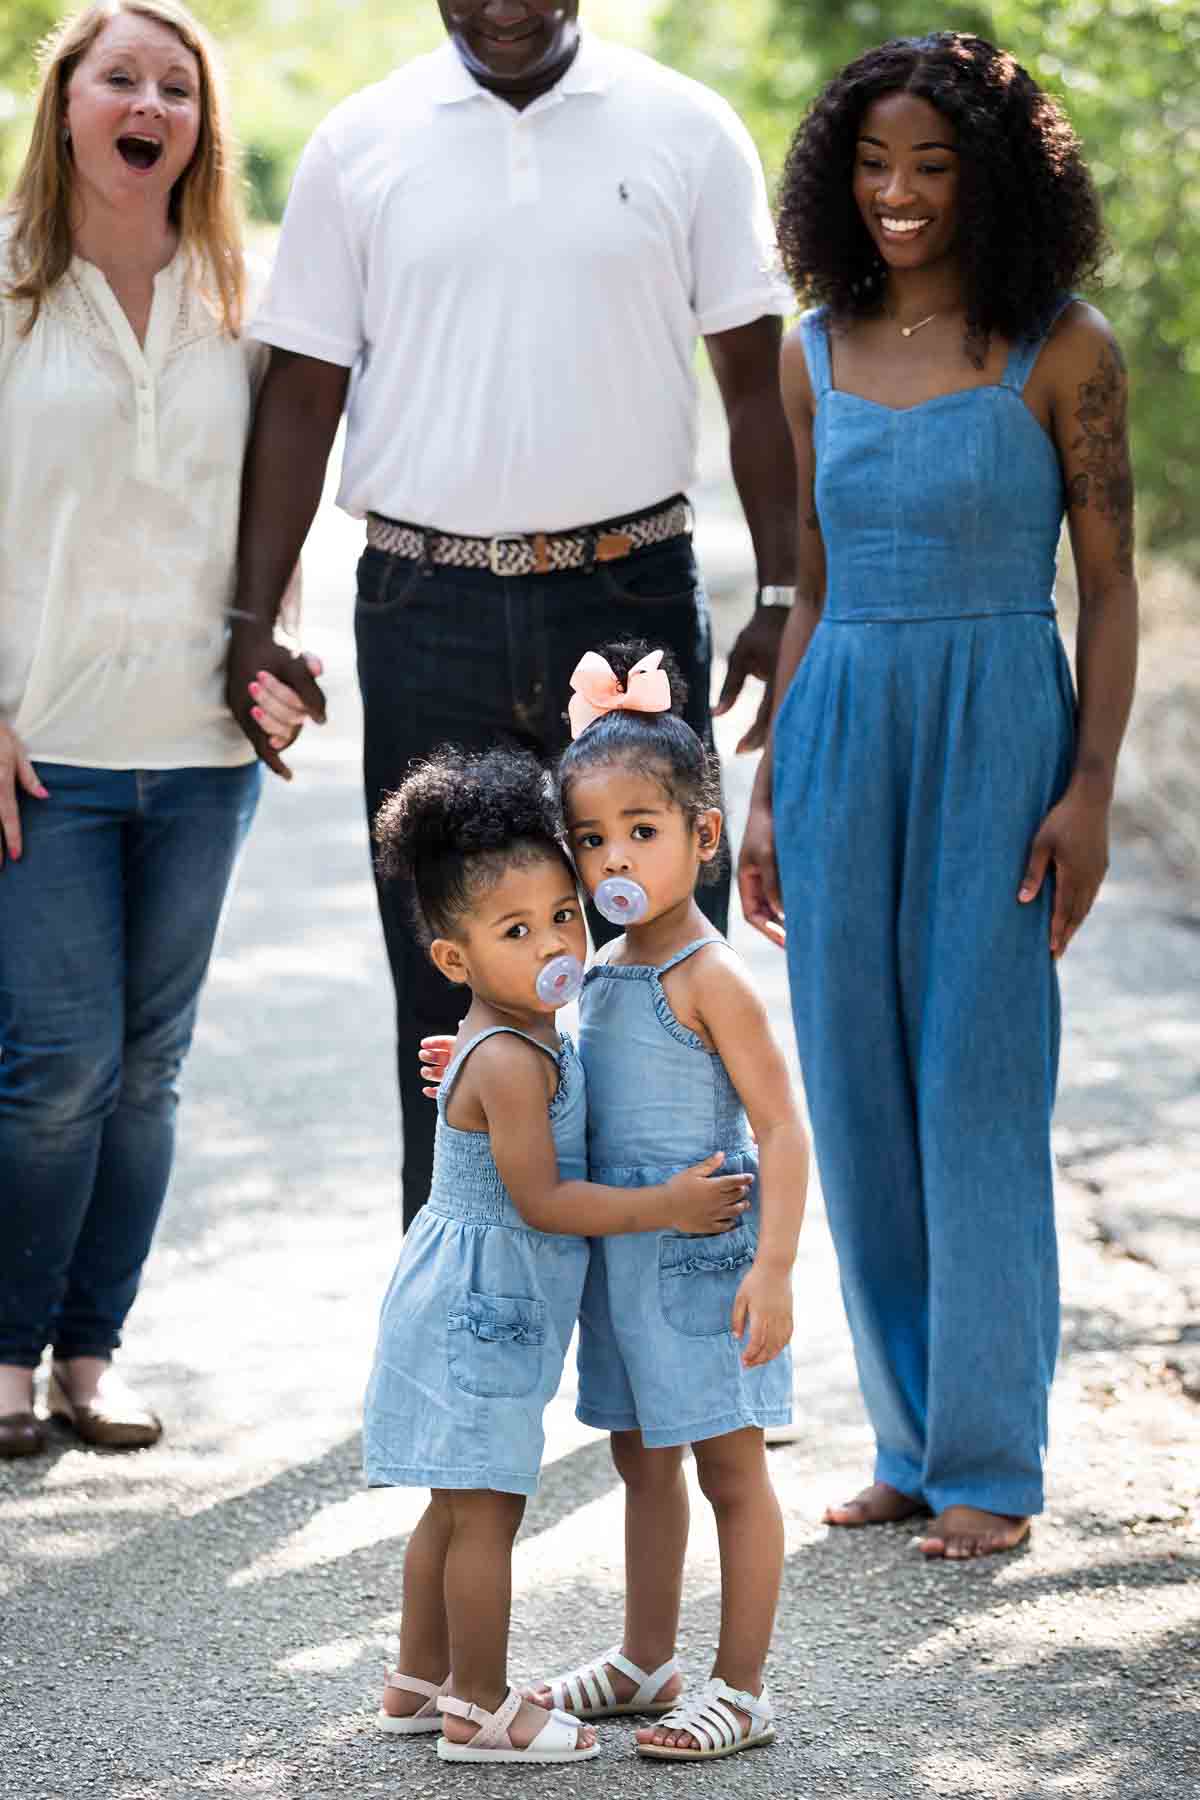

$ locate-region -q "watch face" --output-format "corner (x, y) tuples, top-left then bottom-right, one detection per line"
(758, 586), (796, 607)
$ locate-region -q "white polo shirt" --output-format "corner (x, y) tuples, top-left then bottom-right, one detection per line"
(252, 35), (792, 536)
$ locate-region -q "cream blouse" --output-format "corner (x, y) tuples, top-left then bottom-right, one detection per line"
(0, 232), (264, 768)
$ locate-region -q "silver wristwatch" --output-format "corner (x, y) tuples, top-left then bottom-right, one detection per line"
(756, 585), (796, 608)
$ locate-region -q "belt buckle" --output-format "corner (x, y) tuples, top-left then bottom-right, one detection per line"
(488, 534), (528, 577)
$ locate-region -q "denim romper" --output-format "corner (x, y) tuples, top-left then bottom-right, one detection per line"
(364, 1026), (590, 1497)
(772, 303), (1078, 1517)
(575, 940), (793, 1447)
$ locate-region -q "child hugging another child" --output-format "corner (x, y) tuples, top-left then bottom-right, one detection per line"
(420, 644), (810, 1763)
(363, 744), (755, 1766)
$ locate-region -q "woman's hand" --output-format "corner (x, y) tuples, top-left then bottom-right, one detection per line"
(247, 659), (325, 754)
(737, 799), (786, 948)
(0, 723), (49, 868)
(1019, 780), (1111, 958)
(731, 1260), (794, 1368)
(226, 629), (327, 780)
(419, 1034), (456, 1098)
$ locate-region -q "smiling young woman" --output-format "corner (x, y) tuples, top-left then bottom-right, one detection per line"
(740, 33), (1138, 1561)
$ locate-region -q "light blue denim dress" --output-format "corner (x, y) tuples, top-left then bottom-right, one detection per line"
(772, 304), (1078, 1518)
(364, 1026), (590, 1497)
(575, 939), (793, 1447)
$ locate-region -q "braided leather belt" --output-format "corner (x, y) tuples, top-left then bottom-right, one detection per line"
(365, 497), (692, 578)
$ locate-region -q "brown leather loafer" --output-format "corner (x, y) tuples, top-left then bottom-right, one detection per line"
(0, 1411), (47, 1459)
(47, 1369), (162, 1450)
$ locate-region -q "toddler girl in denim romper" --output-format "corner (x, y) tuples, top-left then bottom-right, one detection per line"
(527, 642), (810, 1764)
(363, 744), (753, 1769)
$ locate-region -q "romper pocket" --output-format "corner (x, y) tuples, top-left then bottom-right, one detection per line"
(658, 1228), (755, 1338)
(447, 1291), (547, 1399)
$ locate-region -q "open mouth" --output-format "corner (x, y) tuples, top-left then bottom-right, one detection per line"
(117, 135), (164, 171)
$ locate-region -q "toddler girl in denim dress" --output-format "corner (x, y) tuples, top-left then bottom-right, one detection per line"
(524, 642), (810, 1763)
(363, 745), (754, 1769)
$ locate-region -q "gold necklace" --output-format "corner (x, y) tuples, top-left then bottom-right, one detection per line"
(896, 311), (938, 338)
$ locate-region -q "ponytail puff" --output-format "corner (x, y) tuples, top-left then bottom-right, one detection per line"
(375, 744), (568, 942)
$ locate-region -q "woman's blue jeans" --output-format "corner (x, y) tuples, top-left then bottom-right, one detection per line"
(0, 761), (260, 1367)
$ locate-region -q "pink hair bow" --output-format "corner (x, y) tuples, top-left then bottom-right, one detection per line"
(568, 649), (672, 740)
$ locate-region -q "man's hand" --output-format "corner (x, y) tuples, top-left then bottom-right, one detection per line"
(713, 606), (787, 753)
(226, 630), (327, 781)
(0, 723), (48, 868)
(731, 1260), (794, 1368)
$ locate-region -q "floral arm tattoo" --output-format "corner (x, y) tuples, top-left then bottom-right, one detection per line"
(1066, 345), (1135, 577)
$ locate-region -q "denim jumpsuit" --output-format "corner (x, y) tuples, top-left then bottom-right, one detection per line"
(575, 940), (793, 1447)
(773, 304), (1077, 1518)
(364, 1027), (590, 1497)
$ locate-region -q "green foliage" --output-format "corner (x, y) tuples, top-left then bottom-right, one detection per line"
(654, 0), (1200, 555)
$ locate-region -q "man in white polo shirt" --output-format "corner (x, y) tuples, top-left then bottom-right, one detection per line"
(229, 0), (798, 1228)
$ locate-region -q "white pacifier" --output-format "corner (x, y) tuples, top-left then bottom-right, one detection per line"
(536, 954), (585, 1007)
(594, 876), (650, 926)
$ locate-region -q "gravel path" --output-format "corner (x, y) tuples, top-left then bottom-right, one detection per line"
(2, 493), (1196, 1800)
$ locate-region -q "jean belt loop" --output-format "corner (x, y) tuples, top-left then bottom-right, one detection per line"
(582, 527), (598, 577)
(418, 527), (434, 577)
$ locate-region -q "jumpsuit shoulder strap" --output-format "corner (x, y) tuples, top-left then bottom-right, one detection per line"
(655, 937), (726, 977)
(439, 1027), (561, 1111)
(798, 306), (833, 398)
(1000, 294), (1079, 393)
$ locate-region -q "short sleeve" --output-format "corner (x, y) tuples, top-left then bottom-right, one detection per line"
(690, 104), (793, 337)
(250, 132), (364, 367)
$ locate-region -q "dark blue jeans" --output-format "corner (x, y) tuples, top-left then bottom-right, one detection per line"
(0, 762), (260, 1366)
(355, 531), (729, 1228)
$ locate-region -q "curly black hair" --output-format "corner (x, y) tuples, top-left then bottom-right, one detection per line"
(777, 33), (1106, 347)
(557, 640), (724, 885)
(374, 745), (571, 944)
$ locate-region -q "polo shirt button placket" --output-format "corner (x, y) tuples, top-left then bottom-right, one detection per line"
(508, 115), (538, 206)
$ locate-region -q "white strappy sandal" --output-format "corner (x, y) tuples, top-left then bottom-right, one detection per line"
(635, 1677), (775, 1760)
(438, 1688), (600, 1764)
(376, 1653), (450, 1735)
(534, 1645), (681, 1720)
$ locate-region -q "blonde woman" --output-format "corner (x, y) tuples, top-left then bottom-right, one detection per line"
(0, 0), (320, 1457)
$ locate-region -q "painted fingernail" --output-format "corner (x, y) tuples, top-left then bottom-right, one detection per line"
(252, 706), (264, 722)
(249, 681), (261, 698)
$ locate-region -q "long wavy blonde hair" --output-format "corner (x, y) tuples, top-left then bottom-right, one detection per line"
(4, 0), (245, 335)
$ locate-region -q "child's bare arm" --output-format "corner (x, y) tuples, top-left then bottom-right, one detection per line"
(470, 1036), (753, 1238)
(692, 951), (809, 1366)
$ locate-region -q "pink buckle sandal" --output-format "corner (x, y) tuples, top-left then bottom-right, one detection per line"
(438, 1689), (600, 1764)
(377, 1653), (450, 1736)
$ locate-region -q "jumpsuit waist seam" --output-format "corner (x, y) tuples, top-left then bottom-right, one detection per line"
(822, 607), (1056, 626)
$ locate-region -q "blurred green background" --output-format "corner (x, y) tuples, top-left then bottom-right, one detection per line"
(1, 0), (1196, 562)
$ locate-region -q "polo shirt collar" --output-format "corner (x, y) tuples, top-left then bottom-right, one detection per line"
(429, 31), (614, 107)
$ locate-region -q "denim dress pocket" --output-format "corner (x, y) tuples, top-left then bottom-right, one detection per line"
(447, 1291), (547, 1398)
(658, 1227), (755, 1338)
